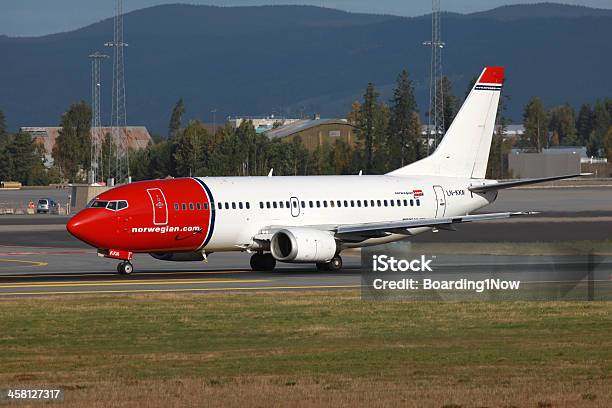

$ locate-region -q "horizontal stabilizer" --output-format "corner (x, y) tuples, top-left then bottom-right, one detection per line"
(469, 173), (590, 193)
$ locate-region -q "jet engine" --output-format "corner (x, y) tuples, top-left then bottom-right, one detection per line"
(149, 252), (205, 262)
(270, 228), (337, 262)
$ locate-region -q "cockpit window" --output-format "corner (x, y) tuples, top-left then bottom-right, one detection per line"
(117, 200), (128, 210)
(107, 201), (118, 211)
(90, 200), (109, 208)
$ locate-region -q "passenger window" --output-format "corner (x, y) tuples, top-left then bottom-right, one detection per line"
(410, 199), (414, 206)
(364, 200), (368, 207)
(231, 202), (236, 210)
(309, 201), (313, 208)
(286, 201), (290, 208)
(189, 203), (194, 210)
(266, 202), (271, 209)
(260, 202), (264, 209)
(390, 200), (394, 207)
(204, 203), (209, 210)
(350, 200), (354, 207)
(239, 202), (243, 209)
(396, 199), (401, 206)
(225, 203), (229, 210)
(357, 200), (361, 207)
(337, 200), (341, 207)
(316, 201), (320, 208)
(279, 202), (284, 209)
(330, 201), (335, 208)
(370, 200), (375, 207)
(344, 200), (348, 207)
(246, 202), (250, 209)
(196, 203), (201, 210)
(301, 201), (305, 208)
(416, 199), (421, 206)
(182, 203), (187, 210)
(403, 199), (408, 206)
(273, 202), (278, 209)
(377, 200), (381, 207)
(174, 203), (179, 211)
(323, 201), (328, 208)
(383, 200), (388, 207)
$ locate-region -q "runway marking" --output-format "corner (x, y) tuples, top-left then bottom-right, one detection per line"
(0, 258), (48, 268)
(0, 251), (89, 256)
(0, 270), (256, 279)
(0, 284), (362, 296)
(0, 279), (271, 289)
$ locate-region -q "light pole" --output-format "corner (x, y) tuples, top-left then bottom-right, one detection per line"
(211, 109), (217, 134)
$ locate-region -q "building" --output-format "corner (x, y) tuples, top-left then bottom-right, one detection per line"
(20, 126), (152, 167)
(227, 116), (302, 134)
(264, 118), (356, 150)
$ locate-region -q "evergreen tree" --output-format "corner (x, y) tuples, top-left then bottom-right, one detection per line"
(548, 104), (578, 145)
(168, 98), (185, 138)
(388, 70), (419, 168)
(5, 132), (37, 184)
(357, 83), (379, 173)
(587, 100), (612, 157)
(604, 126), (612, 161)
(0, 110), (6, 138)
(521, 97), (548, 152)
(52, 101), (92, 182)
(464, 75), (478, 100)
(576, 103), (594, 146)
(438, 76), (459, 133)
(171, 120), (210, 176)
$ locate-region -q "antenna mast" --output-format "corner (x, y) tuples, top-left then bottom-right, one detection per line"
(423, 0), (445, 154)
(105, 0), (130, 184)
(88, 52), (109, 184)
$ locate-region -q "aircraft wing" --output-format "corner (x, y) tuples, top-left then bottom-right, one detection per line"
(469, 173), (589, 193)
(333, 211), (535, 240)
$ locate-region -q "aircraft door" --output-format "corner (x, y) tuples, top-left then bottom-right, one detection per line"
(147, 188), (168, 225)
(290, 197), (300, 217)
(433, 185), (446, 218)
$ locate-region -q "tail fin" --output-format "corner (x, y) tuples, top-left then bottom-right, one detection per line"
(388, 66), (504, 179)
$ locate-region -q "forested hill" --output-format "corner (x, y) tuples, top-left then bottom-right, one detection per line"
(0, 3), (610, 133)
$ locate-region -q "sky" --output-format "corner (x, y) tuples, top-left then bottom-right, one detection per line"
(1, 0), (611, 37)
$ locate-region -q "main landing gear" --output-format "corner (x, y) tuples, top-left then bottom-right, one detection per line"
(117, 261), (134, 276)
(316, 255), (343, 272)
(250, 252), (276, 271)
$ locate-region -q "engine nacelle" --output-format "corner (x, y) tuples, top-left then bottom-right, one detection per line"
(270, 228), (337, 263)
(149, 252), (205, 262)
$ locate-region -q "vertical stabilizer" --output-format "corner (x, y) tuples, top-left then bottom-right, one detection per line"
(388, 66), (504, 179)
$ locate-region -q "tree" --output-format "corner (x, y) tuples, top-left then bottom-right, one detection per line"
(168, 98), (185, 138)
(548, 104), (578, 145)
(604, 127), (612, 161)
(575, 103), (594, 146)
(357, 83), (379, 173)
(5, 132), (37, 184)
(438, 76), (459, 133)
(521, 97), (548, 152)
(0, 110), (6, 138)
(346, 101), (361, 126)
(586, 100), (612, 157)
(464, 75), (478, 100)
(52, 101), (92, 182)
(171, 120), (211, 177)
(388, 70), (420, 168)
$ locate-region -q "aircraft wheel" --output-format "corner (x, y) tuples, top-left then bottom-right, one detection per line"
(328, 255), (343, 271)
(316, 262), (329, 271)
(250, 253), (276, 271)
(262, 253), (276, 271)
(118, 261), (134, 276)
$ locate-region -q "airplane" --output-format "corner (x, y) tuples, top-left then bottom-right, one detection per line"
(67, 66), (583, 275)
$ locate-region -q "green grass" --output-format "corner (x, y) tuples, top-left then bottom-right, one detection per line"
(0, 292), (611, 407)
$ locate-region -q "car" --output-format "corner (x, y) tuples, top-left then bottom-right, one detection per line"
(36, 198), (59, 214)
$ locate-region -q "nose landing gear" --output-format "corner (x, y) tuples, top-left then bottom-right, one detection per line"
(117, 261), (134, 276)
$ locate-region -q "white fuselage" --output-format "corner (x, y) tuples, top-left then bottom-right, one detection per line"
(200, 175), (498, 252)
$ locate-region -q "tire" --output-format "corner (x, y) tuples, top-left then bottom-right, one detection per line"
(118, 261), (134, 276)
(250, 253), (276, 271)
(327, 255), (343, 271)
(316, 262), (329, 271)
(250, 253), (263, 271)
(261, 254), (276, 271)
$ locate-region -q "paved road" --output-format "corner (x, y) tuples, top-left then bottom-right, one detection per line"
(0, 247), (609, 297)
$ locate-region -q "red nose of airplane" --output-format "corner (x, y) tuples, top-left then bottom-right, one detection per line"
(67, 210), (104, 247)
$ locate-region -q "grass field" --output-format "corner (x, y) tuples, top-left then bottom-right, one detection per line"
(1, 291), (610, 407)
